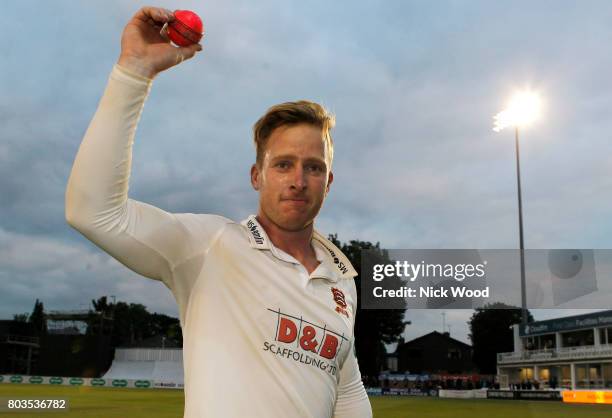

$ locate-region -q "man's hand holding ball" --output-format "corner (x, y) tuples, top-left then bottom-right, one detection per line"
(117, 7), (204, 79)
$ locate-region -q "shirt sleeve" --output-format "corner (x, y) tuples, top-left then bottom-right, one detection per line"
(65, 64), (226, 296)
(333, 281), (372, 418)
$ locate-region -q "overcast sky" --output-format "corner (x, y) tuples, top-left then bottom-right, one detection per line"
(2, 0), (612, 346)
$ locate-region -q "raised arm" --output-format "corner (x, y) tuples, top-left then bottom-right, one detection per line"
(65, 7), (205, 286)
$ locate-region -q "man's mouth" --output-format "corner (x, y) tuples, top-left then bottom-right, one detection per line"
(282, 198), (308, 205)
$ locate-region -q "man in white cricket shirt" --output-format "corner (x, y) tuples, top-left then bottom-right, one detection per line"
(65, 6), (372, 418)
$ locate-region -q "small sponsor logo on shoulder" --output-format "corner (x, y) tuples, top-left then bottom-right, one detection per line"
(247, 220), (265, 245)
(319, 242), (349, 275)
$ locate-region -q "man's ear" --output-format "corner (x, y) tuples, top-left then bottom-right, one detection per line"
(325, 171), (334, 196)
(251, 164), (261, 191)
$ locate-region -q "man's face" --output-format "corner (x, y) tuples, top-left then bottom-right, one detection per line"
(251, 123), (333, 231)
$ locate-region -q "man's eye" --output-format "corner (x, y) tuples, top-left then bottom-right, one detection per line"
(276, 161), (290, 169)
(307, 164), (324, 172)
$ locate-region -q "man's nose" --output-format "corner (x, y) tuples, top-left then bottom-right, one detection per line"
(290, 166), (307, 190)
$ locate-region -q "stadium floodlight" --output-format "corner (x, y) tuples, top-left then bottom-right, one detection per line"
(493, 90), (542, 326)
(493, 91), (542, 132)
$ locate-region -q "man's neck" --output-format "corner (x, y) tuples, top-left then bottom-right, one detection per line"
(255, 213), (316, 263)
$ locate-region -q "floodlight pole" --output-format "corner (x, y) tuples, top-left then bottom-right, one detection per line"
(515, 126), (528, 325)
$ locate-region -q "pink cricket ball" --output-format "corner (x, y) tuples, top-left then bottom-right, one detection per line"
(168, 10), (204, 47)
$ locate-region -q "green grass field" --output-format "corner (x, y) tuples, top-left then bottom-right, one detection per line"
(0, 384), (610, 417)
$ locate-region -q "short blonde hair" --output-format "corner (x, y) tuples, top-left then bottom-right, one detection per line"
(252, 100), (335, 167)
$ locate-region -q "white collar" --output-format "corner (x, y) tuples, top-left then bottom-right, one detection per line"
(240, 215), (358, 281)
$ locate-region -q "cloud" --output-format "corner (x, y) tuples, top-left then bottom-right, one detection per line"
(0, 227), (177, 319)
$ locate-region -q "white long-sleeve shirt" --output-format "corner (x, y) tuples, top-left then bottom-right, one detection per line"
(65, 64), (372, 418)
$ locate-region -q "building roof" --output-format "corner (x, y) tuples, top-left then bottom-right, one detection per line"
(395, 331), (472, 353)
